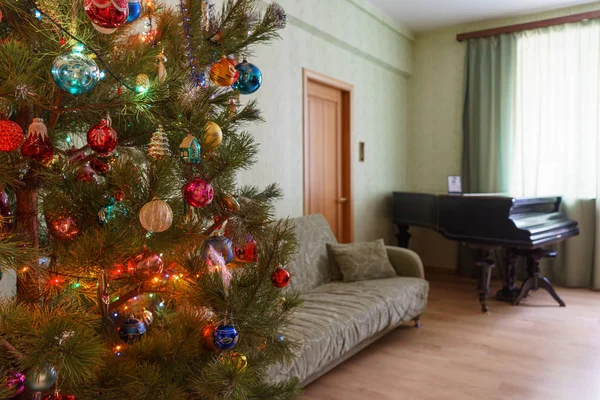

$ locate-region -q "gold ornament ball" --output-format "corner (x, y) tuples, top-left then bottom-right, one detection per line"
(136, 73), (150, 90)
(220, 352), (248, 372)
(204, 122), (222, 152)
(222, 195), (240, 213)
(139, 197), (173, 233)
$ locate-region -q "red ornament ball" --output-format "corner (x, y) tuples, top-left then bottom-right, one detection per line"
(84, 0), (129, 31)
(87, 118), (118, 154)
(43, 394), (77, 400)
(75, 163), (100, 184)
(127, 249), (164, 279)
(201, 323), (217, 351)
(235, 237), (258, 262)
(0, 120), (24, 152)
(48, 214), (80, 242)
(183, 178), (214, 208)
(89, 156), (111, 175)
(114, 188), (125, 202)
(271, 266), (290, 288)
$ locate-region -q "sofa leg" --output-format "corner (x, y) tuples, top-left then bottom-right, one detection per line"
(413, 316), (422, 329)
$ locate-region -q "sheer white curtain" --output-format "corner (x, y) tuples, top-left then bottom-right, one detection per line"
(509, 21), (600, 288)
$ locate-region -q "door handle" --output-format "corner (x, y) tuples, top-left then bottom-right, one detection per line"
(338, 198), (348, 204)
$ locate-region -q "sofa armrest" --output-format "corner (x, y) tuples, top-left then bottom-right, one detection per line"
(386, 246), (425, 279)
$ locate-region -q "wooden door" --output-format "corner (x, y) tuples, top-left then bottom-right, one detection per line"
(304, 74), (352, 243)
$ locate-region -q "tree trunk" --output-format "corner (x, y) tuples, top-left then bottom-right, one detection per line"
(15, 177), (40, 302)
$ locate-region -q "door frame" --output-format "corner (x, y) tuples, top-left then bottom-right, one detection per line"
(302, 68), (354, 243)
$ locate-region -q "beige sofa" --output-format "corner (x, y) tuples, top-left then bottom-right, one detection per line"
(270, 214), (429, 386)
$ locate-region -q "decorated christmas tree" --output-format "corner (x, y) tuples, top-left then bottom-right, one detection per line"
(0, 0), (301, 399)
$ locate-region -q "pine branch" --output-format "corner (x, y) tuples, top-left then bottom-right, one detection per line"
(0, 337), (23, 360)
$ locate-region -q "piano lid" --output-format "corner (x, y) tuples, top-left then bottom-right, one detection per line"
(392, 192), (579, 248)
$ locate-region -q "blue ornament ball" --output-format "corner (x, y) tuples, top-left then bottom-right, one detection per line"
(126, 0), (142, 23)
(25, 365), (57, 392)
(231, 60), (262, 95)
(206, 236), (234, 264)
(51, 51), (100, 95)
(213, 324), (239, 350)
(119, 316), (147, 343)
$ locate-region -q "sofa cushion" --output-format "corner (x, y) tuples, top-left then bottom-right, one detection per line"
(288, 214), (340, 293)
(328, 239), (397, 282)
(269, 277), (429, 383)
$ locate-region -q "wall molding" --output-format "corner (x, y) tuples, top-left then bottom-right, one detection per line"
(289, 15), (411, 77)
(257, 0), (412, 77)
(344, 0), (414, 42)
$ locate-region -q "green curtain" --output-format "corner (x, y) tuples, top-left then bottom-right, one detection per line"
(462, 35), (517, 193)
(459, 35), (517, 277)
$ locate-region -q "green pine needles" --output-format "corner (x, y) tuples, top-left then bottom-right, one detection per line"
(0, 0), (301, 398)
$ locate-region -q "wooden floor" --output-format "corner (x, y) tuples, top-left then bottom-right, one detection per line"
(302, 270), (600, 400)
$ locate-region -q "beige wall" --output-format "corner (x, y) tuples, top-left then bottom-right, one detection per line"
(407, 1), (600, 269)
(196, 0), (414, 243)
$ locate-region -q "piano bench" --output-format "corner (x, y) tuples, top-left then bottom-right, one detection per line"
(513, 248), (565, 307)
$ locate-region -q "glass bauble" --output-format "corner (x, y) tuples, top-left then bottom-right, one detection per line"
(210, 56), (239, 87)
(43, 394), (77, 400)
(98, 197), (120, 226)
(232, 60), (262, 95)
(126, 0), (142, 23)
(6, 371), (26, 395)
(234, 236), (258, 262)
(91, 22), (117, 34)
(51, 51), (100, 95)
(127, 248), (163, 279)
(179, 133), (201, 164)
(220, 352), (248, 372)
(183, 177), (214, 208)
(0, 120), (24, 152)
(21, 118), (54, 160)
(136, 73), (150, 91)
(119, 316), (146, 343)
(84, 0), (129, 31)
(271, 266), (291, 288)
(87, 118), (118, 154)
(206, 236), (234, 264)
(221, 194), (240, 213)
(24, 365), (57, 392)
(212, 324), (239, 350)
(139, 197), (173, 233)
(75, 163), (100, 184)
(89, 156), (111, 175)
(202, 323), (217, 351)
(0, 189), (14, 231)
(47, 214), (80, 242)
(203, 122), (222, 152)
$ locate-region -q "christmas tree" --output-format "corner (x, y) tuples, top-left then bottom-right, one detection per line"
(0, 1), (301, 399)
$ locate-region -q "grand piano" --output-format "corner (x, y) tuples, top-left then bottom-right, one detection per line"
(392, 193), (580, 312)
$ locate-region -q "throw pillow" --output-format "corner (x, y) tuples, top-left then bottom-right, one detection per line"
(327, 239), (397, 282)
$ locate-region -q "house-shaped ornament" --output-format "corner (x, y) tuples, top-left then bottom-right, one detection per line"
(179, 133), (202, 164)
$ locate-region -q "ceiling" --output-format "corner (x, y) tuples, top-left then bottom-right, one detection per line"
(367, 0), (598, 32)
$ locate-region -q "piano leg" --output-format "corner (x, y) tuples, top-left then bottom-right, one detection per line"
(395, 224), (412, 248)
(473, 248), (496, 312)
(496, 248), (521, 302)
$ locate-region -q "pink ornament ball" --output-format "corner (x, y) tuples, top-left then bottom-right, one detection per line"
(183, 178), (214, 208)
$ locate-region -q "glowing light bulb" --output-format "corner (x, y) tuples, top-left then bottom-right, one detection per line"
(152, 277), (159, 283)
